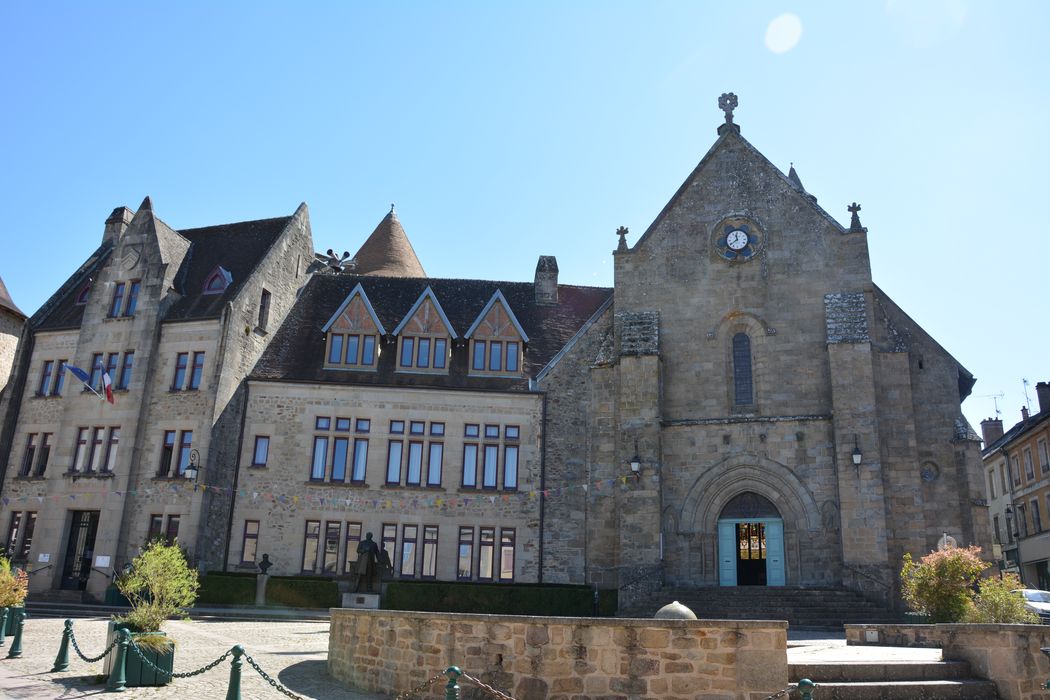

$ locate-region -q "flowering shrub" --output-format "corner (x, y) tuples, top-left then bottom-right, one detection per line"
(964, 573), (1039, 624)
(0, 557), (29, 608)
(900, 545), (988, 622)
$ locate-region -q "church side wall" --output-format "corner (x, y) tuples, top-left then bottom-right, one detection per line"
(0, 310), (23, 393)
(537, 307), (614, 585)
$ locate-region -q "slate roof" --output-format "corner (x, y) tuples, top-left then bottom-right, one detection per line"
(0, 275), (25, 319)
(983, 407), (1050, 455)
(34, 214), (293, 329)
(351, 210), (426, 277)
(167, 216), (292, 320)
(251, 274), (612, 391)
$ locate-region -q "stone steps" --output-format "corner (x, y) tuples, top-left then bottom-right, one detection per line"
(790, 661), (999, 699)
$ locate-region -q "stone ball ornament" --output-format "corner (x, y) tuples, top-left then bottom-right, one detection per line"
(654, 600), (697, 620)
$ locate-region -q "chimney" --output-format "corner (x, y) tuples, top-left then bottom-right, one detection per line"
(1037, 382), (1050, 415)
(535, 255), (559, 305)
(981, 418), (1004, 446)
(104, 206), (133, 245)
(1022, 406), (1030, 421)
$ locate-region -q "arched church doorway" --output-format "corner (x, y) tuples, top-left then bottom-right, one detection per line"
(717, 492), (785, 587)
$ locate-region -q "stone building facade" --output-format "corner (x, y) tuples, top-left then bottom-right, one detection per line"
(0, 198), (314, 599)
(0, 97), (990, 608)
(539, 100), (991, 606)
(982, 383), (1050, 588)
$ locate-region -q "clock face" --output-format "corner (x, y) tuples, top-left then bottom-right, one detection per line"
(712, 216), (763, 262)
(726, 230), (749, 250)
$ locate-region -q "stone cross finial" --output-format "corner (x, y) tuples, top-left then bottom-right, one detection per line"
(718, 93), (738, 124)
(848, 202), (867, 233)
(616, 226), (629, 252)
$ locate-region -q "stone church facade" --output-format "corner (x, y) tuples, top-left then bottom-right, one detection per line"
(540, 100), (991, 605)
(0, 97), (990, 607)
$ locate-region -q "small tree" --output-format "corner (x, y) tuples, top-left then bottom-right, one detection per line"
(115, 541), (199, 634)
(964, 573), (1040, 624)
(900, 545), (988, 623)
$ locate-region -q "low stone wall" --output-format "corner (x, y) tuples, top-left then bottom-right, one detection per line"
(846, 623), (1050, 700)
(329, 609), (788, 700)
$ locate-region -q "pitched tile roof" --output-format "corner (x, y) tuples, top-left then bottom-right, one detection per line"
(350, 210), (426, 278)
(251, 274), (613, 391)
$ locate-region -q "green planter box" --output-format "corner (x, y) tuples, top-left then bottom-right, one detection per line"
(104, 621), (174, 687)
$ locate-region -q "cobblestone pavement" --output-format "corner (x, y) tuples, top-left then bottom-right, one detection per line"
(0, 617), (387, 699)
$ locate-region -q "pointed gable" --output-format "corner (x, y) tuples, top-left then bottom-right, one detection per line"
(121, 196), (191, 274)
(393, 287), (456, 338)
(352, 208), (426, 278)
(465, 290), (529, 343)
(322, 283), (386, 335)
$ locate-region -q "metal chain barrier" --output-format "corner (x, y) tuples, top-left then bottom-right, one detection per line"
(125, 637), (233, 679)
(68, 627), (120, 664)
(394, 672), (448, 699)
(460, 672), (518, 700)
(243, 650), (307, 700)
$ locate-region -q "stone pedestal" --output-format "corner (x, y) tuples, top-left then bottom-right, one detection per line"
(255, 574), (269, 606)
(341, 592), (380, 609)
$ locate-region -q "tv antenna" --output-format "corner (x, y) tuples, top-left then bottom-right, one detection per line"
(1023, 379), (1032, 412)
(976, 392), (1005, 418)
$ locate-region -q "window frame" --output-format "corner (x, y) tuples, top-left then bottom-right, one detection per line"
(241, 520), (260, 564)
(301, 520), (321, 574)
(252, 436), (269, 467)
(172, 353), (189, 390)
(118, 351), (134, 390)
(400, 524), (418, 579)
(343, 522), (362, 575)
(499, 528), (516, 582)
(732, 332), (754, 407)
(421, 525), (438, 579)
(457, 526), (474, 580)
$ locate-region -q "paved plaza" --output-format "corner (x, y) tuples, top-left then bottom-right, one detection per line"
(0, 617), (384, 699)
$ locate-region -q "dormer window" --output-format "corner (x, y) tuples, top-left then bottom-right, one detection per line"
(465, 290), (528, 377)
(392, 287), (456, 374)
(203, 266), (232, 295)
(74, 283), (91, 306)
(322, 283), (385, 371)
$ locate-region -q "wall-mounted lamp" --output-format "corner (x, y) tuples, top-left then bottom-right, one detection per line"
(630, 441), (641, 474)
(851, 435), (862, 466)
(183, 449), (201, 481)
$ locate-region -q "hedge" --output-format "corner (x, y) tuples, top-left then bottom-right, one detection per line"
(197, 574), (255, 606)
(384, 581), (617, 617)
(197, 573), (339, 608)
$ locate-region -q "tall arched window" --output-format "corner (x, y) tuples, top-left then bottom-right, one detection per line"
(732, 332), (753, 406)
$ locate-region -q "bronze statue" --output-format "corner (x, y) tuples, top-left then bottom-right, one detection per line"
(354, 533), (380, 592)
(258, 553), (272, 575)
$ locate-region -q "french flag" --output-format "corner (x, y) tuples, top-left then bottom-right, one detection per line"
(102, 371), (115, 405)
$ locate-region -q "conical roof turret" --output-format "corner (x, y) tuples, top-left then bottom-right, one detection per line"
(0, 275), (25, 319)
(351, 206), (426, 278)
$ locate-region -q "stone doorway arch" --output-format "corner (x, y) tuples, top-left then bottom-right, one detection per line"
(677, 454), (822, 586)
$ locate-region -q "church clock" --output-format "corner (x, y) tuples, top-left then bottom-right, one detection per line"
(713, 216), (762, 261)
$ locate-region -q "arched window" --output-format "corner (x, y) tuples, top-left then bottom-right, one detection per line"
(203, 266), (232, 295)
(732, 332), (753, 406)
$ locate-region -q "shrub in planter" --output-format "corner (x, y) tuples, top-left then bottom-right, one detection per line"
(900, 545), (988, 623)
(107, 541), (199, 687)
(0, 556), (28, 636)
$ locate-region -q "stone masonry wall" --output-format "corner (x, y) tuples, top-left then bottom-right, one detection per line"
(329, 609), (788, 700)
(846, 623), (1050, 700)
(0, 309), (22, 393)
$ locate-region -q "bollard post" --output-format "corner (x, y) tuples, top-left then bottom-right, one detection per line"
(52, 619), (72, 671)
(105, 628), (130, 693)
(224, 644), (244, 700)
(0, 607), (8, 647)
(444, 666), (462, 700)
(7, 609), (26, 658)
(797, 678), (816, 700)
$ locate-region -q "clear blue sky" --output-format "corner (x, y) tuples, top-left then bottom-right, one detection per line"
(2, 1), (1046, 433)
